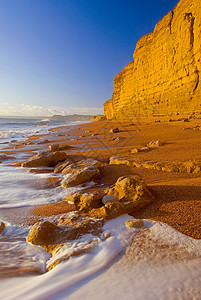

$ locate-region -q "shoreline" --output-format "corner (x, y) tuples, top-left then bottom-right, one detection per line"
(1, 116), (201, 239)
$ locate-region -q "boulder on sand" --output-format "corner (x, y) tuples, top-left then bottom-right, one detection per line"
(62, 165), (100, 187)
(49, 144), (71, 152)
(61, 158), (101, 175)
(27, 214), (104, 254)
(49, 144), (59, 151)
(90, 175), (154, 219)
(125, 219), (144, 228)
(146, 140), (162, 148)
(63, 189), (104, 212)
(61, 158), (101, 187)
(21, 151), (67, 167)
(105, 175), (154, 211)
(109, 128), (119, 133)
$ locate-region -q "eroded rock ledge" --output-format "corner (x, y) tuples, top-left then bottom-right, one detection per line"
(110, 156), (201, 174)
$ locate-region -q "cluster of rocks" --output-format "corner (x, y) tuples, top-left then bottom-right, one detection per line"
(131, 140), (162, 154)
(21, 149), (102, 187)
(20, 143), (154, 270)
(62, 175), (154, 218)
(182, 125), (201, 131)
(27, 213), (105, 270)
(26, 174), (152, 269)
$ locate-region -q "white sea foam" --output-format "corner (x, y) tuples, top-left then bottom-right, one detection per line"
(0, 216), (201, 300)
(0, 165), (81, 208)
(0, 215), (135, 299)
(0, 221), (51, 276)
(0, 118), (85, 145)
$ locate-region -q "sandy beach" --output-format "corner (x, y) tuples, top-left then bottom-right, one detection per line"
(1, 116), (201, 299)
(2, 116), (200, 238)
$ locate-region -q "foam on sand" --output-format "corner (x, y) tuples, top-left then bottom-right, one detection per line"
(1, 216), (201, 299)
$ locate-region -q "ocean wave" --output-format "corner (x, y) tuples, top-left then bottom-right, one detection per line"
(0, 128), (39, 140)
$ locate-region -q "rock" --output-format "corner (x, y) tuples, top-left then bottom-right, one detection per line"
(90, 201), (125, 220)
(58, 145), (71, 150)
(90, 175), (154, 219)
(37, 139), (50, 144)
(27, 221), (58, 249)
(139, 146), (150, 152)
(61, 158), (101, 187)
(104, 0), (201, 119)
(42, 176), (61, 188)
(131, 141), (161, 154)
(0, 154), (15, 163)
(21, 151), (67, 167)
(62, 165), (100, 187)
(63, 190), (104, 211)
(102, 195), (117, 205)
(125, 219), (144, 228)
(106, 175), (154, 212)
(27, 215), (104, 254)
(110, 155), (201, 174)
(109, 156), (141, 168)
(61, 158), (101, 175)
(91, 133), (99, 136)
(29, 168), (52, 174)
(146, 140), (162, 148)
(48, 239), (99, 271)
(54, 159), (71, 173)
(110, 128), (120, 133)
(114, 136), (125, 141)
(49, 144), (71, 151)
(131, 148), (139, 154)
(0, 221), (5, 234)
(49, 143), (59, 151)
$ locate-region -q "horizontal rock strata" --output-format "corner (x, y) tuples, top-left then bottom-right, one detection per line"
(110, 156), (201, 174)
(104, 0), (201, 119)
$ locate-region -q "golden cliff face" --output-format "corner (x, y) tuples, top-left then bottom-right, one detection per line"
(104, 0), (201, 119)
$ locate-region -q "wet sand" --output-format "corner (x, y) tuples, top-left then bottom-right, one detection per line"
(1, 115), (201, 239)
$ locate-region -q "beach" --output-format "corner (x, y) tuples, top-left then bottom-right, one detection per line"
(0, 116), (201, 299)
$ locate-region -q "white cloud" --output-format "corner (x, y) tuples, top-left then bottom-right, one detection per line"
(0, 103), (103, 117)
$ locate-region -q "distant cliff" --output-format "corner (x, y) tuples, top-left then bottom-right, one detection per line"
(50, 114), (92, 121)
(104, 0), (201, 119)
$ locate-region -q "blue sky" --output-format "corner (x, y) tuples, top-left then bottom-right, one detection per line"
(0, 0), (178, 116)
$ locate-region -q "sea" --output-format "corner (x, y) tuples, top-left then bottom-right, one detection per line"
(0, 117), (83, 208)
(0, 117), (201, 299)
(0, 117), (75, 147)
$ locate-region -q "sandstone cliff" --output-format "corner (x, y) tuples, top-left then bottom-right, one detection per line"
(104, 0), (201, 119)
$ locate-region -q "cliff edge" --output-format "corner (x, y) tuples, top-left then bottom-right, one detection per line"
(104, 0), (201, 119)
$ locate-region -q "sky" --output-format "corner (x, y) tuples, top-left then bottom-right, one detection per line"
(0, 0), (179, 117)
